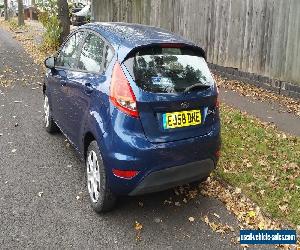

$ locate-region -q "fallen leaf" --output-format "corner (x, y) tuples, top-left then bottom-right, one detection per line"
(187, 190), (198, 199)
(164, 199), (172, 205)
(204, 215), (209, 224)
(258, 221), (265, 230)
(279, 204), (288, 213)
(213, 213), (220, 219)
(188, 217), (195, 222)
(202, 215), (233, 234)
(247, 211), (256, 218)
(38, 191), (43, 197)
(134, 221), (143, 230)
(174, 201), (181, 206)
(246, 162), (252, 168)
(259, 190), (265, 195)
(11, 149), (17, 153)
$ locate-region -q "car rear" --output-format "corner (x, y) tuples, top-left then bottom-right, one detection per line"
(103, 43), (220, 196)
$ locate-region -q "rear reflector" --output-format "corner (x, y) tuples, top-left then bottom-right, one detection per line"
(112, 169), (139, 179)
(215, 97), (220, 108)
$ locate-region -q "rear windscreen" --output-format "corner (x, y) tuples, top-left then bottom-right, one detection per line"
(123, 46), (214, 93)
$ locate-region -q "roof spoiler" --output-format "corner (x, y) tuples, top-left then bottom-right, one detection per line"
(119, 43), (207, 63)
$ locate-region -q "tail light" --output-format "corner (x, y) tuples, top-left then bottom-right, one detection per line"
(110, 62), (139, 118)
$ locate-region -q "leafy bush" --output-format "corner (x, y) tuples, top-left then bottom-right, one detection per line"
(36, 0), (61, 51)
(36, 0), (58, 16)
(38, 11), (61, 51)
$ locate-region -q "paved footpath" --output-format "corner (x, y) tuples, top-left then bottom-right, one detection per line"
(0, 28), (240, 249)
(219, 88), (300, 137)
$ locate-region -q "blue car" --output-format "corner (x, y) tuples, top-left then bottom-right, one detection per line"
(43, 22), (220, 212)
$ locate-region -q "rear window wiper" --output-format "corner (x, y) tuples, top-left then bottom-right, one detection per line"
(184, 82), (210, 93)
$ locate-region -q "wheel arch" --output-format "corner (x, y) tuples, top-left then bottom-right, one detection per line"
(83, 131), (96, 160)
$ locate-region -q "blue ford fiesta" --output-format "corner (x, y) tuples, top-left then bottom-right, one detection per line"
(43, 22), (221, 212)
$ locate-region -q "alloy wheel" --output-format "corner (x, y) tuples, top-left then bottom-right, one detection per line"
(86, 150), (101, 203)
(44, 96), (50, 127)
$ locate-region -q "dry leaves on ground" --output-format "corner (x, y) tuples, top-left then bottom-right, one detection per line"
(214, 74), (300, 116)
(134, 221), (143, 241)
(202, 215), (234, 234)
(200, 177), (300, 246)
(0, 20), (53, 67)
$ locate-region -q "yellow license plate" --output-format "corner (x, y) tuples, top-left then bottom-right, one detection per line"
(163, 110), (201, 129)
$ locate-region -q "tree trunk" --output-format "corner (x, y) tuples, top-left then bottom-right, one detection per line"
(17, 0), (25, 26)
(57, 0), (70, 45)
(4, 0), (8, 21)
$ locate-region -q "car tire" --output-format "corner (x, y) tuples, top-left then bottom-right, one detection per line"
(86, 141), (116, 213)
(43, 95), (59, 133)
(199, 176), (209, 183)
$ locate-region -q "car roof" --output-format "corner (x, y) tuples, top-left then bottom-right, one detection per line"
(81, 22), (202, 61)
(83, 22), (194, 48)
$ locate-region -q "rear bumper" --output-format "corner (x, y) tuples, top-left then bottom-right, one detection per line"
(129, 158), (215, 196)
(96, 110), (221, 195)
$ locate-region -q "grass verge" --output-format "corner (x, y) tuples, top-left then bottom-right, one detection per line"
(218, 105), (300, 226)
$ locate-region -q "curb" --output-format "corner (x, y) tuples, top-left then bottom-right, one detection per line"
(209, 63), (300, 100)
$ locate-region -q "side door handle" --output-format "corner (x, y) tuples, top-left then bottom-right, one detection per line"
(85, 82), (94, 94)
(54, 75), (67, 86)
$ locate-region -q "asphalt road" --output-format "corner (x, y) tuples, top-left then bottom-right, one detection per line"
(0, 28), (240, 249)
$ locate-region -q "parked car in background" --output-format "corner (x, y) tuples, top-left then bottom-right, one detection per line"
(71, 2), (85, 14)
(43, 22), (220, 213)
(71, 4), (90, 26)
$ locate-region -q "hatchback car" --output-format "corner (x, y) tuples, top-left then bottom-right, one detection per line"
(43, 22), (220, 212)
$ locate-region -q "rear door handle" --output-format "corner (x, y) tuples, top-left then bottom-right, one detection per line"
(85, 83), (94, 94)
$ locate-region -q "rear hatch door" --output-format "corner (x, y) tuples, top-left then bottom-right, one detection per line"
(123, 44), (218, 143)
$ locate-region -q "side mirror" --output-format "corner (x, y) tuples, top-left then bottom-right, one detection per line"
(44, 56), (55, 69)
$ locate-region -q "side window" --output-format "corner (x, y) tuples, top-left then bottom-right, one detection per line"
(78, 33), (105, 72)
(56, 31), (84, 69)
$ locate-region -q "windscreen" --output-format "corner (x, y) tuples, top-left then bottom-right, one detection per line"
(123, 46), (214, 93)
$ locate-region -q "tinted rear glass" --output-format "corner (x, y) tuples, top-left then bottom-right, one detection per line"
(123, 46), (214, 93)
